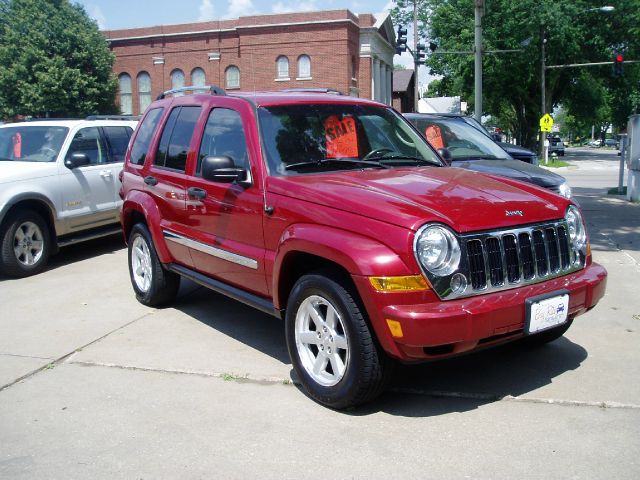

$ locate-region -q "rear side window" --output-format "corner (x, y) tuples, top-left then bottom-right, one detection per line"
(130, 107), (163, 166)
(103, 126), (133, 163)
(154, 106), (201, 172)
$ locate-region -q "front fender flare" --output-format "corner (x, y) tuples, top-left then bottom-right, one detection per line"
(121, 191), (172, 263)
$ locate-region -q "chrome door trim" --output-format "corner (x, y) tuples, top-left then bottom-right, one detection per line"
(163, 230), (258, 270)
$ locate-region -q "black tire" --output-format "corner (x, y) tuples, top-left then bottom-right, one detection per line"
(127, 223), (180, 306)
(285, 272), (392, 409)
(0, 209), (51, 278)
(523, 319), (573, 347)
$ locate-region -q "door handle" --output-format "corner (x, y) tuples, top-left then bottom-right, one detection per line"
(144, 176), (158, 186)
(187, 187), (207, 200)
(100, 170), (113, 178)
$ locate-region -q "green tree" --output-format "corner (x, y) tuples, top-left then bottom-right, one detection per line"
(392, 0), (640, 148)
(0, 0), (117, 118)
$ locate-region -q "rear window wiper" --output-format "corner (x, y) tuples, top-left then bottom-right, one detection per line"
(284, 158), (391, 171)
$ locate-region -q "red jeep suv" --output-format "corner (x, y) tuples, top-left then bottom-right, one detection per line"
(120, 86), (607, 409)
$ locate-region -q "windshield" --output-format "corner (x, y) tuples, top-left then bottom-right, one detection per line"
(258, 103), (441, 175)
(0, 126), (68, 162)
(409, 117), (511, 161)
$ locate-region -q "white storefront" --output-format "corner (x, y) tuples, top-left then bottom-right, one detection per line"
(359, 14), (396, 105)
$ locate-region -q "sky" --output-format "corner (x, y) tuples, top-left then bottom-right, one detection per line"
(72, 0), (425, 81)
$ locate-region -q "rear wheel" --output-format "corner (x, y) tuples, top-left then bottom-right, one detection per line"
(0, 209), (51, 278)
(285, 272), (392, 409)
(128, 223), (180, 306)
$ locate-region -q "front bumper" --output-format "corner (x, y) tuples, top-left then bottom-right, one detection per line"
(354, 262), (607, 362)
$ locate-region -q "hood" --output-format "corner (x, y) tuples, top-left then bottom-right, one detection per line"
(0, 161), (58, 184)
(498, 142), (535, 157)
(451, 158), (564, 189)
(267, 167), (568, 233)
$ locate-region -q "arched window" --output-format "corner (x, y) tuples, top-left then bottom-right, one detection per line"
(118, 73), (132, 115)
(297, 55), (311, 79)
(170, 69), (185, 95)
(137, 72), (152, 113)
(276, 56), (289, 79)
(191, 67), (206, 87)
(225, 65), (240, 89)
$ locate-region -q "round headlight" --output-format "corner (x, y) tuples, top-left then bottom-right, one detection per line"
(558, 182), (572, 199)
(565, 206), (586, 251)
(415, 225), (461, 276)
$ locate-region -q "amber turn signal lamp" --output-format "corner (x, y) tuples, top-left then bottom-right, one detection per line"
(369, 275), (429, 292)
(386, 319), (404, 338)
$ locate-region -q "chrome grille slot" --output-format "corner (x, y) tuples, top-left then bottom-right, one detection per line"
(532, 229), (548, 276)
(518, 232), (535, 279)
(486, 237), (504, 286)
(557, 226), (570, 268)
(467, 239), (486, 290)
(545, 227), (560, 272)
(502, 234), (520, 283)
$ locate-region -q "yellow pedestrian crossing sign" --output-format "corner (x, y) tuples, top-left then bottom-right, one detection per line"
(540, 114), (554, 133)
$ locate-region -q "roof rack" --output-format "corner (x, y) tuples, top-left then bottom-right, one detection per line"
(157, 85), (226, 100)
(281, 88), (344, 96)
(85, 115), (140, 121)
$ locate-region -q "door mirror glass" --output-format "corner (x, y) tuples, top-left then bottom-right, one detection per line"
(201, 156), (247, 183)
(64, 152), (91, 169)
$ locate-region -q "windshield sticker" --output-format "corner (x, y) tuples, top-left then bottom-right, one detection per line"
(325, 115), (359, 158)
(425, 125), (444, 150)
(12, 132), (22, 159)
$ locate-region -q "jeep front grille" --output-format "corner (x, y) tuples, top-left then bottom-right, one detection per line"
(423, 220), (585, 300)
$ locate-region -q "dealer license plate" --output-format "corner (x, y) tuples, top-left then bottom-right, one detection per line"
(526, 293), (569, 334)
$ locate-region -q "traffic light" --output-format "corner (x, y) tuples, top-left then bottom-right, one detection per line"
(416, 43), (426, 65)
(613, 53), (624, 77)
(396, 26), (408, 54)
(429, 42), (438, 52)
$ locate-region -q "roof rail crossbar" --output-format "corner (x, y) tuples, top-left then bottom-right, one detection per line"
(85, 115), (140, 121)
(281, 88), (344, 95)
(156, 85), (226, 100)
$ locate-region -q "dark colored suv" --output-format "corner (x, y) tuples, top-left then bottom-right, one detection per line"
(120, 86), (606, 408)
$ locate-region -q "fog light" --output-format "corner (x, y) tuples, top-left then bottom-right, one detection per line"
(450, 273), (467, 295)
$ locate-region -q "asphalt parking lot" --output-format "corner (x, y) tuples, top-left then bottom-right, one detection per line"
(1, 148), (639, 479)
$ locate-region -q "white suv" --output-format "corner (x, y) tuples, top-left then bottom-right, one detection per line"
(0, 117), (138, 277)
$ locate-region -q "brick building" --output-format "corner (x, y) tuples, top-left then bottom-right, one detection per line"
(104, 10), (397, 116)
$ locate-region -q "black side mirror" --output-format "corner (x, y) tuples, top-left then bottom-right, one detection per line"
(64, 152), (90, 169)
(201, 156), (248, 184)
(437, 148), (453, 166)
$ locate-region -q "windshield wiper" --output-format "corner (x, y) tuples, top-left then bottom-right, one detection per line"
(284, 158), (390, 171)
(370, 154), (442, 167)
(454, 155), (502, 161)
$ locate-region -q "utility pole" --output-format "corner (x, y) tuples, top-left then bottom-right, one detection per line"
(540, 32), (547, 160)
(473, 0), (484, 121)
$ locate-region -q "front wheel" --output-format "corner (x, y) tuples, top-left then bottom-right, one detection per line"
(0, 209), (51, 278)
(285, 272), (392, 409)
(128, 223), (180, 306)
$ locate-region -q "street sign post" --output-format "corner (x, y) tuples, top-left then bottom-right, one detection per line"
(540, 114), (554, 163)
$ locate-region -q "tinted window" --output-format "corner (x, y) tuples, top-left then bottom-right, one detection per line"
(197, 108), (248, 174)
(130, 107), (163, 166)
(66, 127), (107, 165)
(103, 126), (133, 163)
(154, 106), (201, 172)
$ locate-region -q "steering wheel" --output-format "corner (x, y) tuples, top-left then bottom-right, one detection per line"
(363, 147), (394, 160)
(39, 147), (58, 160)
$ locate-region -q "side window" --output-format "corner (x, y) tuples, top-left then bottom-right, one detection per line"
(130, 107), (164, 166)
(154, 106), (202, 172)
(197, 108), (249, 175)
(66, 127), (107, 165)
(103, 126), (133, 163)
